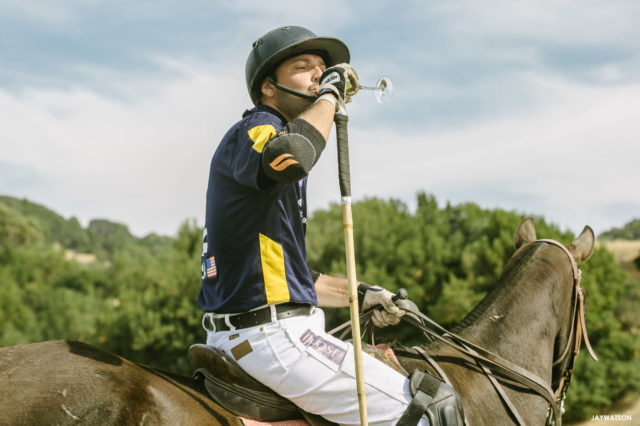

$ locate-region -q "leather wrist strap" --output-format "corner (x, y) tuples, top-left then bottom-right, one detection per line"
(357, 282), (371, 309)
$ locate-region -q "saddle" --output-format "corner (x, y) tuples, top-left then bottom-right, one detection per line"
(188, 343), (408, 425)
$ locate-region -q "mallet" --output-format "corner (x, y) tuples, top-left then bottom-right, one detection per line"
(333, 76), (392, 425)
(334, 112), (368, 425)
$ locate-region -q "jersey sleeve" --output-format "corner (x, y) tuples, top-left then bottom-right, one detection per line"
(229, 112), (283, 190)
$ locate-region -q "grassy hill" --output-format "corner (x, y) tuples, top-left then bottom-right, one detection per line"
(596, 218), (640, 281)
(0, 196), (173, 258)
(597, 239), (640, 283)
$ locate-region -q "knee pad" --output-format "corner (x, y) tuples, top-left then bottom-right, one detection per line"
(397, 370), (465, 426)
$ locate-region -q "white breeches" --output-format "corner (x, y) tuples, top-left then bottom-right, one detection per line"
(204, 307), (428, 426)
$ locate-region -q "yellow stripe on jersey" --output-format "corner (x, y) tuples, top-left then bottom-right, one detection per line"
(248, 124), (277, 153)
(258, 233), (290, 305)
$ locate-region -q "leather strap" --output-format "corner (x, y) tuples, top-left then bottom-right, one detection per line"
(400, 312), (561, 422)
(413, 345), (453, 387)
(577, 287), (598, 362)
(537, 238), (598, 411)
(458, 341), (526, 426)
(537, 240), (597, 363)
(211, 303), (312, 331)
(397, 371), (441, 426)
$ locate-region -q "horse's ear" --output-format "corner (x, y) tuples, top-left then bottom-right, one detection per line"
(515, 218), (537, 249)
(569, 225), (595, 263)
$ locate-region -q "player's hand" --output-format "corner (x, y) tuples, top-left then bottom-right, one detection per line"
(359, 283), (405, 327)
(318, 63), (359, 105)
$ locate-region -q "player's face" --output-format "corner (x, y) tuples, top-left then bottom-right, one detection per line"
(275, 53), (326, 97)
(269, 54), (326, 120)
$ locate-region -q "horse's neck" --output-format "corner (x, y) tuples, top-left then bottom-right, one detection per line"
(455, 293), (554, 377)
(450, 246), (572, 379)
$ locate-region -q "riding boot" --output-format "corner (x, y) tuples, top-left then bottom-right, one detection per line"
(397, 370), (465, 426)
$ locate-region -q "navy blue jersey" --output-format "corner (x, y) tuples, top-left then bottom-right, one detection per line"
(198, 105), (317, 313)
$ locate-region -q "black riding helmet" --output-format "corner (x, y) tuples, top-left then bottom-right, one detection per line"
(245, 26), (350, 105)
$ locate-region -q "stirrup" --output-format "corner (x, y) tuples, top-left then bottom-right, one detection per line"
(397, 370), (465, 426)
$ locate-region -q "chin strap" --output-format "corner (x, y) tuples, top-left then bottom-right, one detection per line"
(269, 79), (318, 101)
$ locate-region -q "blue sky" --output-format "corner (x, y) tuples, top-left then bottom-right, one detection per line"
(1, 0), (639, 237)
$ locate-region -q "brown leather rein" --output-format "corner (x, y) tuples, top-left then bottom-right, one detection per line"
(335, 238), (598, 425)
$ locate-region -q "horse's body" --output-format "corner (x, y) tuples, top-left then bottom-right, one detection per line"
(0, 340), (242, 425)
(0, 219), (595, 425)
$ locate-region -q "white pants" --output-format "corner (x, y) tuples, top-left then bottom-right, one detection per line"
(204, 307), (428, 426)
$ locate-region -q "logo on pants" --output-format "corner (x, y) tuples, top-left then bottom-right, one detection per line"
(300, 329), (347, 366)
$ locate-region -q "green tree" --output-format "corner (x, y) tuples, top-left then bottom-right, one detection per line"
(1, 193), (637, 420)
(0, 196), (89, 250)
(87, 219), (134, 255)
(600, 218), (640, 240)
(0, 203), (43, 247)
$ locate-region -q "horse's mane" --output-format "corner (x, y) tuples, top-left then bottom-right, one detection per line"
(450, 243), (545, 334)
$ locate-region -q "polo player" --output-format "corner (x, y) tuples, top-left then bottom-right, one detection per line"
(197, 25), (464, 425)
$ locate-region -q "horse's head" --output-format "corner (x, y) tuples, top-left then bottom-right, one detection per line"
(397, 219), (598, 425)
(513, 218), (597, 406)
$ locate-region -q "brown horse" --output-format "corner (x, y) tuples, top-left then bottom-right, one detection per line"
(394, 218), (596, 425)
(0, 219), (595, 425)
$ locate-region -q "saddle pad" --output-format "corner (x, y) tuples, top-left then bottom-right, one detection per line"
(363, 343), (408, 376)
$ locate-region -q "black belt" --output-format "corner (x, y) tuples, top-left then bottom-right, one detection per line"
(211, 302), (312, 331)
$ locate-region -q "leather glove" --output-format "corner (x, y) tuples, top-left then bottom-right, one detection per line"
(318, 63), (359, 110)
(358, 283), (405, 327)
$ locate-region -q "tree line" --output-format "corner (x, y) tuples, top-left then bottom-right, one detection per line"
(0, 194), (638, 422)
(599, 218), (640, 241)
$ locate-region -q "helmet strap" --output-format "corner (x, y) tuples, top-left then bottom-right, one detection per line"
(269, 79), (317, 101)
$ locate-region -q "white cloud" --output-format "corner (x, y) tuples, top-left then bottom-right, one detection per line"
(220, 0), (355, 31)
(0, 59), (246, 236)
(414, 0), (640, 47)
(0, 0), (80, 22)
(308, 71), (640, 235)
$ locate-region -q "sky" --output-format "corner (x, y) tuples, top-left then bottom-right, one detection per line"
(1, 0), (639, 238)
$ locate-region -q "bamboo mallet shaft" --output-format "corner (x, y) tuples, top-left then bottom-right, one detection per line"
(334, 113), (368, 425)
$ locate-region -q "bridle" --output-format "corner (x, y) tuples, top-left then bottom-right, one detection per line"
(538, 239), (598, 423)
(331, 238), (598, 425)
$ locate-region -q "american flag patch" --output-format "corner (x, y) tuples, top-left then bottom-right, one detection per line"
(205, 256), (217, 278)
